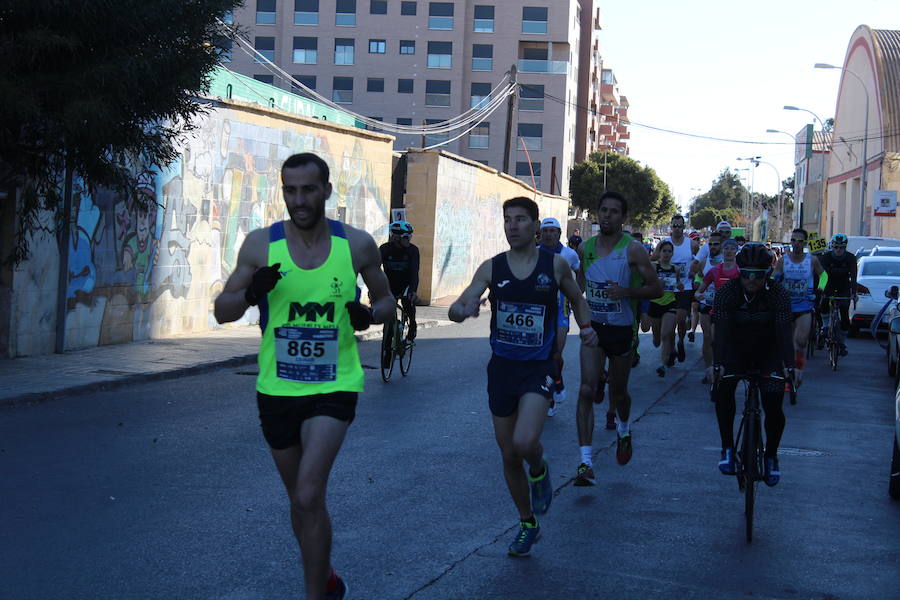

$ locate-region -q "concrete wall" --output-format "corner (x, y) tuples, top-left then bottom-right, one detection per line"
(403, 150), (569, 303)
(8, 99), (394, 357)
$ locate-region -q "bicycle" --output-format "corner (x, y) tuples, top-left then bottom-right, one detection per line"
(718, 370), (793, 543)
(380, 294), (415, 382)
(821, 296), (854, 371)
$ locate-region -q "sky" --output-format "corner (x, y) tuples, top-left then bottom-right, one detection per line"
(596, 0), (898, 214)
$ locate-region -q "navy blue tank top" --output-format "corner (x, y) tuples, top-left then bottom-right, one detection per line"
(489, 249), (558, 360)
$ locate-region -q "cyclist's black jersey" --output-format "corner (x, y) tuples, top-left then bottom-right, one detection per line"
(819, 251), (856, 296)
(379, 242), (420, 296)
(713, 279), (794, 370)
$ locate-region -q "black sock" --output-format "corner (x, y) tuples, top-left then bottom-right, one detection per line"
(521, 515), (537, 526)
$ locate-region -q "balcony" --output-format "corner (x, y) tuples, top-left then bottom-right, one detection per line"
(518, 59), (568, 74)
(619, 131), (630, 140)
(598, 123), (613, 135)
(599, 103), (614, 116)
(616, 124), (628, 134)
(600, 83), (618, 103)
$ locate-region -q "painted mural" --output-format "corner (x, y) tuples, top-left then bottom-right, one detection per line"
(12, 103), (393, 355)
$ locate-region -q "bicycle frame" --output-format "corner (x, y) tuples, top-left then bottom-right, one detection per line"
(380, 294), (415, 382)
(824, 296), (852, 371)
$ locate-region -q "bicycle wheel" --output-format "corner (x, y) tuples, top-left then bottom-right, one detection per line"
(380, 319), (396, 382)
(399, 307), (414, 376)
(743, 386), (760, 544)
(830, 332), (839, 371)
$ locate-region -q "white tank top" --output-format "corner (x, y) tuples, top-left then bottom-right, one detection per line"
(666, 236), (693, 280)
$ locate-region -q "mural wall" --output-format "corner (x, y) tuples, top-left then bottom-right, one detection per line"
(404, 151), (569, 303)
(9, 101), (394, 356)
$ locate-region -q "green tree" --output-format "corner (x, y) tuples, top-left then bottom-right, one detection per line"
(0, 0), (242, 263)
(690, 168), (747, 214)
(569, 151), (676, 229)
(689, 206), (742, 230)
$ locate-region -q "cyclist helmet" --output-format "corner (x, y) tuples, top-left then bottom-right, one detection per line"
(736, 242), (773, 269)
(831, 233), (848, 246)
(389, 221), (414, 235)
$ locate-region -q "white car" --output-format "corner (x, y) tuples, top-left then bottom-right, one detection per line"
(846, 236), (900, 257)
(850, 256), (900, 335)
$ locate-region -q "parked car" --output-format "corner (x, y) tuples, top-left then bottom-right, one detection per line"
(881, 287), (900, 377)
(848, 236), (900, 257)
(850, 256), (900, 335)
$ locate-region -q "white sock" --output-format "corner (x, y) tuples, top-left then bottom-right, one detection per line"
(580, 446), (593, 467)
(616, 417), (630, 436)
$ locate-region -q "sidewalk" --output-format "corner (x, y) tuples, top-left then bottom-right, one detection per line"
(0, 305), (453, 407)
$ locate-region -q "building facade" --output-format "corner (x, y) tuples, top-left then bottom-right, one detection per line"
(225, 0), (630, 196)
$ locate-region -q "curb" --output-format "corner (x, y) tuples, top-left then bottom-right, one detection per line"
(1, 319), (453, 408)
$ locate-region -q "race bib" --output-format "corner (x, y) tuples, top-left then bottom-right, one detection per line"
(587, 280), (622, 315)
(784, 278), (808, 297)
(672, 261), (688, 279)
(274, 326), (339, 382)
(660, 273), (678, 292)
(496, 301), (545, 347)
(702, 286), (715, 306)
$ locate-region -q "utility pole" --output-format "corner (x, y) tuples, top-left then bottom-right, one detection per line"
(502, 65), (517, 175)
(55, 163), (73, 354)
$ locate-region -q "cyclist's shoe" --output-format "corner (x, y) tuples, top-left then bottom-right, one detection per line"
(718, 448), (736, 475)
(616, 432), (632, 465)
(324, 573), (348, 600)
(839, 343), (848, 357)
(507, 519), (541, 556)
(574, 462), (596, 486)
(677, 339), (686, 362)
(546, 400), (556, 417)
(656, 365), (666, 377)
(687, 331), (696, 343)
(764, 457), (781, 487)
(605, 411), (616, 430)
(529, 460), (553, 515)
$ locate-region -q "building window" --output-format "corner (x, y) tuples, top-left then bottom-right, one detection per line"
(293, 37), (318, 64)
(369, 39), (386, 53)
(427, 41), (452, 69)
(367, 77), (384, 92)
(522, 7), (548, 34)
(516, 161), (541, 186)
(256, 0), (277, 24)
(254, 74), (275, 84)
(370, 0), (387, 14)
(366, 116), (383, 130)
(399, 40), (415, 54)
(470, 82), (490, 109)
(469, 122), (490, 148)
(519, 83), (544, 111)
(517, 123), (543, 150)
(398, 78), (414, 93)
(473, 5), (494, 32)
(291, 75), (316, 93)
(336, 0), (356, 26)
(335, 38), (355, 65)
(254, 36), (275, 62)
(401, 1), (417, 15)
(425, 79), (451, 107)
(333, 76), (353, 103)
(294, 0), (319, 25)
(472, 44), (493, 71)
(425, 118), (449, 146)
(397, 117), (413, 125)
(428, 2), (454, 30)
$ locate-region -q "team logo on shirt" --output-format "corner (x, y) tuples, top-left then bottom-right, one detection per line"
(497, 280), (510, 288)
(536, 273), (553, 291)
(330, 277), (343, 298)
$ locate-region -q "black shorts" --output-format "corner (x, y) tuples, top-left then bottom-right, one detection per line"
(648, 301), (677, 319)
(699, 304), (713, 315)
(792, 310), (813, 321)
(487, 354), (555, 417)
(675, 290), (694, 311)
(591, 322), (634, 357)
(257, 391), (358, 450)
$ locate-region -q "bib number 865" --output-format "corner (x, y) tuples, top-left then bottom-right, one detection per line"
(287, 340), (326, 358)
(505, 313), (535, 328)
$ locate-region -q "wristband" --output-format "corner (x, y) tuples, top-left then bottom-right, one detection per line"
(580, 324), (593, 331)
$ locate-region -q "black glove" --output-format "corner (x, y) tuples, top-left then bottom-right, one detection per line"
(345, 301), (374, 331)
(245, 263), (282, 306)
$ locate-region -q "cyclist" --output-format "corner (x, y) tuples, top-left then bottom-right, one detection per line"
(649, 240), (683, 377)
(575, 191), (662, 485)
(449, 196), (597, 557)
(773, 228), (825, 380)
(711, 243), (796, 487)
(538, 217), (581, 415)
(817, 233), (857, 357)
(379, 221), (420, 340)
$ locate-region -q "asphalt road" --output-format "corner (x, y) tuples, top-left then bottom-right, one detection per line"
(1, 317), (898, 600)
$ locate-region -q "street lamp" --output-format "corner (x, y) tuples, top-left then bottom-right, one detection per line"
(815, 62), (870, 236)
(781, 107), (828, 229)
(737, 156), (761, 216)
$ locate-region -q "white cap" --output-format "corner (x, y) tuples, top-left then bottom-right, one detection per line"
(540, 217), (561, 230)
(716, 220), (732, 230)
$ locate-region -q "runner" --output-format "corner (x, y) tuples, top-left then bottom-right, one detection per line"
(658, 215), (694, 363)
(575, 191), (662, 485)
(692, 232), (724, 383)
(649, 240), (683, 377)
(688, 231), (702, 342)
(214, 153), (394, 600)
(538, 217), (581, 416)
(449, 196), (598, 556)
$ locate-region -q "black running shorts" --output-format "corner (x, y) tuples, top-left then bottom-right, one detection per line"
(256, 391), (358, 450)
(486, 354), (555, 418)
(591, 322), (634, 357)
(675, 290), (694, 311)
(648, 300), (677, 319)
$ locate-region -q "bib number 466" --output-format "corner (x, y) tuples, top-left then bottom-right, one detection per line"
(505, 313), (535, 328)
(287, 340), (326, 358)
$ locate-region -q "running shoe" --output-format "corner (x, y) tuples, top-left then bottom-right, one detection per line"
(605, 411), (616, 430)
(616, 432), (632, 465)
(507, 519), (541, 556)
(677, 339), (686, 362)
(324, 574), (348, 600)
(688, 331), (696, 343)
(553, 387), (566, 405)
(529, 460), (553, 515)
(574, 462), (596, 486)
(718, 448), (736, 475)
(764, 457), (780, 487)
(547, 400), (556, 417)
(656, 365), (666, 377)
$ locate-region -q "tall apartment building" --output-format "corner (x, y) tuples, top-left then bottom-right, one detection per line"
(226, 0), (630, 196)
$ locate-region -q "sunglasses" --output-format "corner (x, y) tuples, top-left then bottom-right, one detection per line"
(739, 268), (769, 280)
(400, 233), (411, 239)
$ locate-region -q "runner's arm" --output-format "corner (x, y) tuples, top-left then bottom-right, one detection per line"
(555, 255), (597, 346)
(575, 245), (586, 292)
(350, 228), (395, 324)
(448, 260), (491, 322)
(214, 228), (267, 324)
(617, 241), (664, 300)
